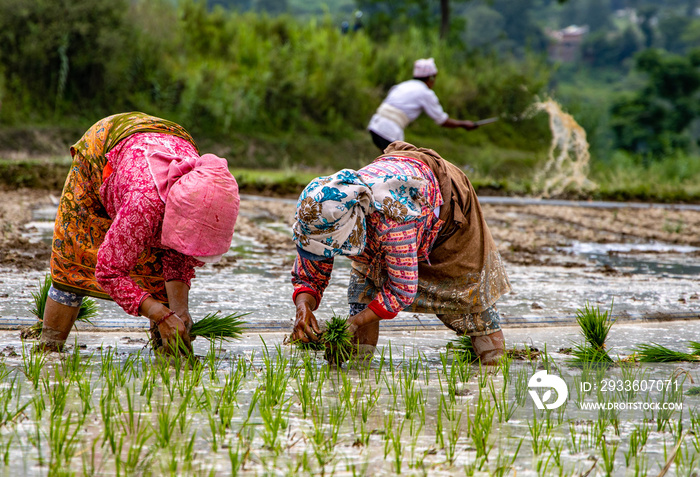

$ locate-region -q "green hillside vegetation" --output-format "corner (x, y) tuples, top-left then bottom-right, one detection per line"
(1, 0), (700, 202)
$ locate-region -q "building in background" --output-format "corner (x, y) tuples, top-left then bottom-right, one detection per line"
(546, 25), (589, 63)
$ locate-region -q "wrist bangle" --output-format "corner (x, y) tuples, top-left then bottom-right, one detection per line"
(154, 310), (176, 327)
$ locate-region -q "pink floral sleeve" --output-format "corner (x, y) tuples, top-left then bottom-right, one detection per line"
(162, 250), (200, 284)
(95, 189), (190, 316)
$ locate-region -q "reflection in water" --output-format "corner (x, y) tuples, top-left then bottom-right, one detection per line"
(562, 242), (700, 277)
(5, 203), (697, 332)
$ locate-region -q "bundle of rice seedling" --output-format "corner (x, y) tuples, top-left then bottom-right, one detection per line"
(151, 311), (247, 356)
(568, 302), (615, 365)
(576, 302), (615, 349)
(570, 343), (614, 366)
(447, 334), (478, 362)
(21, 274), (99, 340)
(634, 343), (700, 363)
(288, 314), (355, 364)
(322, 314), (354, 365)
(190, 311), (247, 342)
(689, 341), (700, 356)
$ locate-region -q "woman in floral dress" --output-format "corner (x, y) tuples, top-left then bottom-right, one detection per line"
(40, 112), (240, 353)
(290, 141), (511, 364)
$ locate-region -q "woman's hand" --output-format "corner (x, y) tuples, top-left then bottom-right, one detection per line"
(156, 310), (193, 354)
(165, 280), (194, 340)
(291, 293), (322, 343)
(347, 307), (381, 347)
(141, 296), (192, 354)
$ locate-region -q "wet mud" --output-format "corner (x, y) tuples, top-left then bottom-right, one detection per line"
(0, 189), (698, 331)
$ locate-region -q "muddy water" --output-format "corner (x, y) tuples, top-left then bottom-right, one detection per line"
(1, 198), (698, 334)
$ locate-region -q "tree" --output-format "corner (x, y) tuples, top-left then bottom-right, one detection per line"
(611, 48), (700, 158)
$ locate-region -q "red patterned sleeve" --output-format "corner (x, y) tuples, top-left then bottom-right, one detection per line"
(291, 254), (334, 310)
(95, 191), (164, 316)
(368, 218), (419, 319)
(161, 250), (200, 286)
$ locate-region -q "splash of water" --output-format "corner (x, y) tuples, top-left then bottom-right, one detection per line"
(530, 99), (596, 198)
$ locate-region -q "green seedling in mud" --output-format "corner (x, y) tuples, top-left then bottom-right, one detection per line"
(447, 334), (477, 362)
(21, 343), (47, 389)
(22, 274), (98, 340)
(600, 435), (619, 475)
(624, 424), (650, 467)
(634, 342), (700, 362)
(569, 301), (616, 365)
(467, 389), (495, 461)
(322, 314), (354, 365)
(490, 438), (523, 477)
(0, 374), (29, 428)
(489, 377), (517, 423)
(527, 410), (553, 456)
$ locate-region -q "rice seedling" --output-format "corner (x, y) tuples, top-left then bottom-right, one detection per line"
(258, 392), (291, 455)
(386, 415), (406, 473)
(634, 343), (700, 362)
(20, 343), (46, 389)
(488, 377), (517, 423)
(490, 438), (523, 477)
(468, 390), (495, 461)
(290, 314), (354, 365)
(0, 375), (29, 428)
(547, 438), (564, 468)
(447, 334), (477, 362)
(569, 301), (616, 365)
(309, 401), (336, 470)
(190, 311), (248, 342)
(527, 411), (553, 456)
(624, 423), (649, 466)
(577, 301), (615, 349)
(48, 409), (84, 473)
(600, 435), (619, 475)
(675, 442), (699, 477)
(400, 368), (426, 424)
(444, 408), (462, 465)
(22, 274), (99, 340)
(0, 433), (13, 466)
(321, 314), (354, 366)
(633, 453), (648, 477)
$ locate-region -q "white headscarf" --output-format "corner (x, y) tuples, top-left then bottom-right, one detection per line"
(292, 169), (426, 259)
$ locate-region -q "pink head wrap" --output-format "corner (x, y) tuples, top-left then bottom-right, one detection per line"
(152, 153), (239, 257)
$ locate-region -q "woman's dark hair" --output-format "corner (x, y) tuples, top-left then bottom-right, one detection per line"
(413, 75), (436, 83)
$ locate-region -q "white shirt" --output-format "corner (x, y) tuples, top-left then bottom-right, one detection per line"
(367, 79), (450, 142)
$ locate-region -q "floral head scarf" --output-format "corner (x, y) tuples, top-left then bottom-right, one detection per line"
(292, 169), (426, 259)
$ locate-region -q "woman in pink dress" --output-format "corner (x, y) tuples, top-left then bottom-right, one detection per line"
(41, 112), (240, 354)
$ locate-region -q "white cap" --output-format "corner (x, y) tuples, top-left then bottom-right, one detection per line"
(413, 58), (438, 78)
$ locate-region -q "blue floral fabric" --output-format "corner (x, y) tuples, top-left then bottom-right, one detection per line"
(292, 168), (426, 258)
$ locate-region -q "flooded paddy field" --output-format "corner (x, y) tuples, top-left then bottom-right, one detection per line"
(0, 190), (699, 475)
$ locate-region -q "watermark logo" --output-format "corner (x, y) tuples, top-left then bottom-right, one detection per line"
(528, 370), (568, 410)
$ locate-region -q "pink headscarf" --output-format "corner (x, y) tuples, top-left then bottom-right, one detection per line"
(148, 150), (239, 257)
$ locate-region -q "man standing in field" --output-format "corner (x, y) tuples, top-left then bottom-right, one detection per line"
(367, 58), (480, 151)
